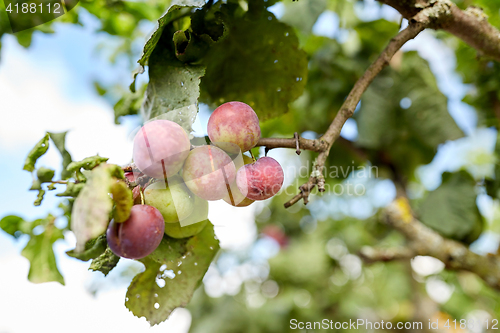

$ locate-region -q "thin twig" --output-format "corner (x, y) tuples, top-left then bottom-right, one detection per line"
(50, 180), (68, 184)
(294, 132), (301, 155)
(256, 137), (324, 152)
(382, 198), (500, 291)
(359, 246), (416, 263)
(283, 21), (425, 207)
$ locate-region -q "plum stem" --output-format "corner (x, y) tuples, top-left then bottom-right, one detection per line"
(293, 132), (301, 156)
(50, 180), (69, 184)
(140, 187), (145, 205)
(249, 149), (256, 162)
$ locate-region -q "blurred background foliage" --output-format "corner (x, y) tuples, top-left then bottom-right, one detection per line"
(2, 0), (500, 331)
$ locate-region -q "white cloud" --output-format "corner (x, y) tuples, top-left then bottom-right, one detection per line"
(0, 38), (133, 166)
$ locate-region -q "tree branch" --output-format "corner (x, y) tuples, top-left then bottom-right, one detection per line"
(255, 0), (500, 208)
(359, 246), (416, 263)
(256, 136), (325, 153)
(281, 21), (425, 208)
(379, 0), (500, 61)
(381, 198), (500, 290)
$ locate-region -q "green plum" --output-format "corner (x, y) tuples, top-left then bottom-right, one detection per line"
(164, 219), (208, 239)
(144, 175), (195, 223)
(165, 196), (209, 238)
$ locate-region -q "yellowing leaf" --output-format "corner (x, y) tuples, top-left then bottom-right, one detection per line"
(111, 180), (133, 223)
(71, 164), (120, 252)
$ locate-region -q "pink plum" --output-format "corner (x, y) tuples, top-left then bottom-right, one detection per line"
(107, 205), (165, 259)
(133, 120), (191, 179)
(223, 154), (255, 207)
(207, 101), (261, 153)
(236, 156), (284, 201)
(182, 145), (236, 201)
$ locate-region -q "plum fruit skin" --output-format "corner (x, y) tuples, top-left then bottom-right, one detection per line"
(236, 156), (284, 201)
(223, 154), (255, 207)
(182, 145), (236, 201)
(166, 196), (208, 238)
(165, 220), (208, 239)
(133, 120), (191, 179)
(107, 205), (165, 259)
(178, 195), (209, 226)
(207, 101), (261, 153)
(144, 175), (195, 223)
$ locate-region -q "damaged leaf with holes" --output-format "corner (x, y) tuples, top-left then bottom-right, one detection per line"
(126, 222), (219, 325)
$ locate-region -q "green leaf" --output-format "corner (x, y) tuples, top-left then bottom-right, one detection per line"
(0, 215), (25, 238)
(142, 38), (205, 133)
(173, 30), (210, 63)
(56, 182), (85, 197)
(147, 234), (188, 264)
(34, 189), (45, 207)
(485, 133), (500, 199)
(30, 179), (42, 191)
(190, 4), (225, 44)
(355, 19), (400, 55)
(66, 235), (108, 261)
(280, 0), (327, 34)
(1, 216), (44, 236)
(137, 0), (205, 67)
(114, 84), (147, 124)
(23, 133), (49, 172)
(126, 222), (219, 325)
(417, 171), (484, 244)
(36, 167), (55, 183)
(48, 132), (73, 179)
(21, 218), (65, 285)
(110, 181), (133, 223)
(89, 247), (120, 276)
(71, 164), (118, 252)
(58, 199), (74, 224)
(66, 155), (109, 173)
(200, 10), (308, 120)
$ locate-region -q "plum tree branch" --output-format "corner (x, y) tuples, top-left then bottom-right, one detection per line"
(359, 246), (416, 263)
(369, 198), (500, 291)
(257, 0), (500, 208)
(256, 136), (325, 153)
(279, 21), (426, 208)
(378, 0), (500, 62)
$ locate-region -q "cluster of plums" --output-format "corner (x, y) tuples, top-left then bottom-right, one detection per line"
(107, 102), (284, 259)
